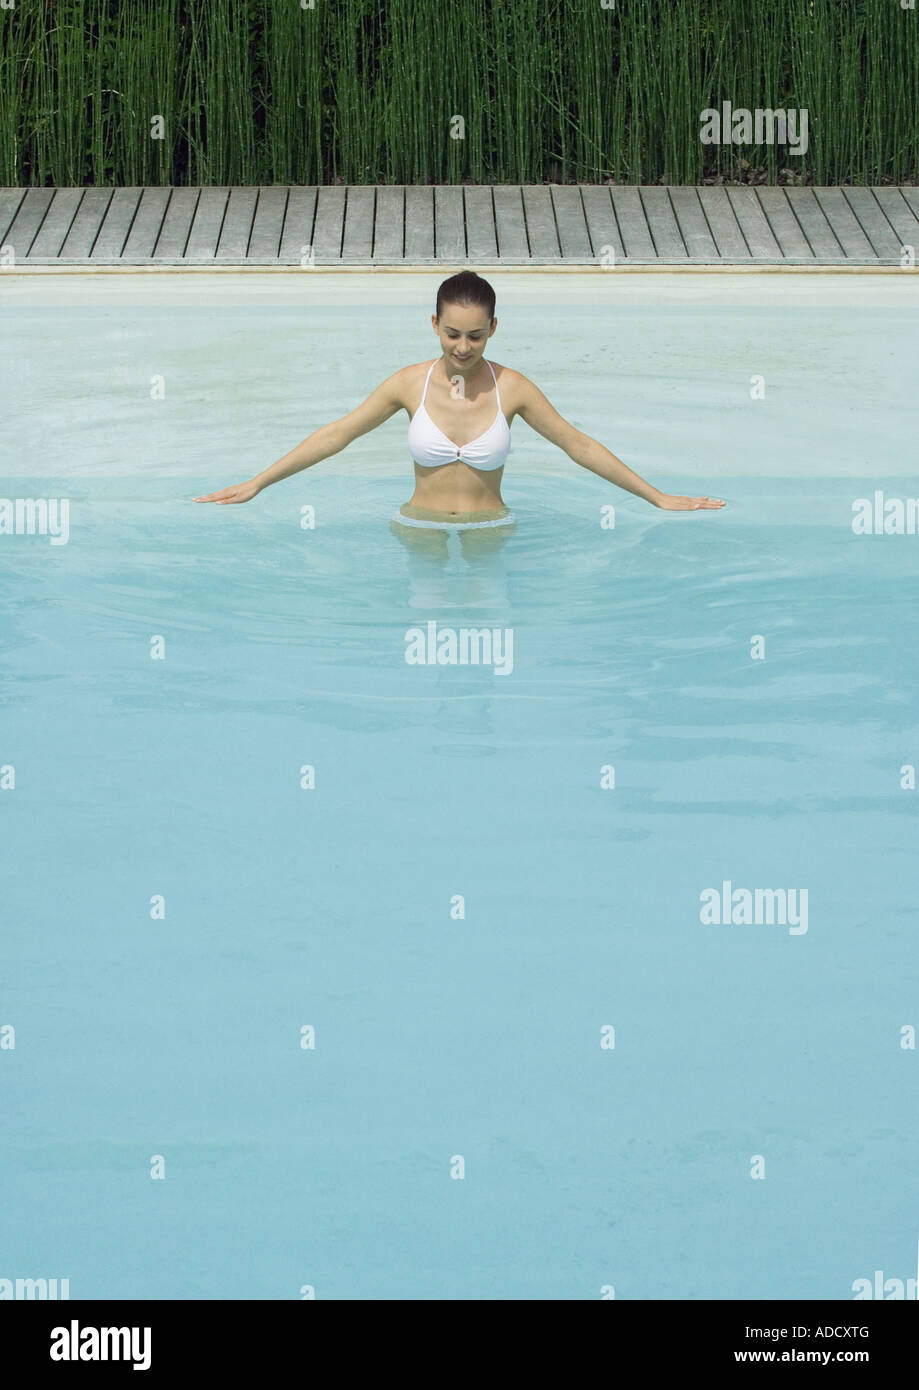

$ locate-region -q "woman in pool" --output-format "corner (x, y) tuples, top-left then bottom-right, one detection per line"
(194, 270), (725, 525)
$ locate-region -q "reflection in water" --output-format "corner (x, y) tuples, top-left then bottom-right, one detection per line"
(388, 518), (450, 560)
(388, 517), (515, 609)
(457, 524), (515, 559)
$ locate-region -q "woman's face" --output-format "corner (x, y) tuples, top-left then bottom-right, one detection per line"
(432, 302), (496, 372)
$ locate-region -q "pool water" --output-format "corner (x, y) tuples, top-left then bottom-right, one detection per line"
(1, 272), (917, 1300)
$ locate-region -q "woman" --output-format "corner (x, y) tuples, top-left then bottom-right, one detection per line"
(194, 270), (725, 525)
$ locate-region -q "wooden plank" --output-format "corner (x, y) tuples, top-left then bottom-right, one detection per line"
(697, 185), (751, 259)
(550, 185), (592, 259)
(1, 189), (52, 262)
(783, 187), (844, 259)
(812, 187), (876, 259)
(278, 186), (318, 264)
(724, 187), (781, 258)
(638, 186), (686, 257)
(185, 186), (229, 260)
(843, 187), (911, 259)
(580, 185), (624, 263)
(152, 187), (200, 258)
(58, 187), (114, 258)
(0, 188), (26, 245)
(373, 184), (404, 261)
(433, 186), (464, 260)
(214, 186), (258, 260)
(464, 186), (497, 261)
(870, 187), (919, 255)
(90, 186), (143, 259)
(341, 185), (375, 260)
(27, 188), (84, 258)
(754, 188), (813, 258)
(311, 185), (346, 261)
(432, 186), (465, 261)
(521, 186), (559, 259)
(608, 186), (655, 259)
(246, 186), (288, 260)
(493, 186), (529, 260)
(898, 186), (919, 223)
(404, 186), (434, 260)
(668, 187), (718, 259)
(121, 187), (171, 259)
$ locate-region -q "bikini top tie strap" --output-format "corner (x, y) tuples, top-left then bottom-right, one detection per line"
(485, 359), (501, 412)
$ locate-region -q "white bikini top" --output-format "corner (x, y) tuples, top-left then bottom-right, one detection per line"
(408, 359), (511, 471)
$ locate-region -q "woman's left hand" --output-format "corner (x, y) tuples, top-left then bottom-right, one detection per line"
(654, 493), (725, 510)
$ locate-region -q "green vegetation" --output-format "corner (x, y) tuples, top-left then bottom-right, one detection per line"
(0, 0), (914, 186)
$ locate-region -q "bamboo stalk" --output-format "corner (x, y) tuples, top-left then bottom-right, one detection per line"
(0, 0), (912, 187)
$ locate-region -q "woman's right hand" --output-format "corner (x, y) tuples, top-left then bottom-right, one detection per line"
(194, 479), (262, 504)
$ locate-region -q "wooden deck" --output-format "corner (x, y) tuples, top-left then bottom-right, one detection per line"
(1, 184), (917, 267)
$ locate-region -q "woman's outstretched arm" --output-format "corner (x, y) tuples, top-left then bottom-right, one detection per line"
(516, 376), (725, 511)
(194, 371), (406, 504)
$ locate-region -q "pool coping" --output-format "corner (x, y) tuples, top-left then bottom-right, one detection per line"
(0, 262), (912, 274)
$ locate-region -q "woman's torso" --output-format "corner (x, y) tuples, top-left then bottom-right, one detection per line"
(405, 358), (516, 513)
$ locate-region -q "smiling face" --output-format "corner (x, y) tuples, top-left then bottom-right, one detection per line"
(432, 301), (497, 375)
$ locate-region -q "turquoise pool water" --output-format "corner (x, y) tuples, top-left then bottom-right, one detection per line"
(1, 273), (917, 1300)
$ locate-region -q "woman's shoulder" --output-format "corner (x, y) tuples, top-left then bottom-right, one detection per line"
(396, 360), (438, 390)
(376, 361), (436, 412)
(489, 362), (533, 409)
(490, 361), (532, 386)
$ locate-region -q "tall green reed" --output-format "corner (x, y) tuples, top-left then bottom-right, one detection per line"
(0, 0), (914, 186)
